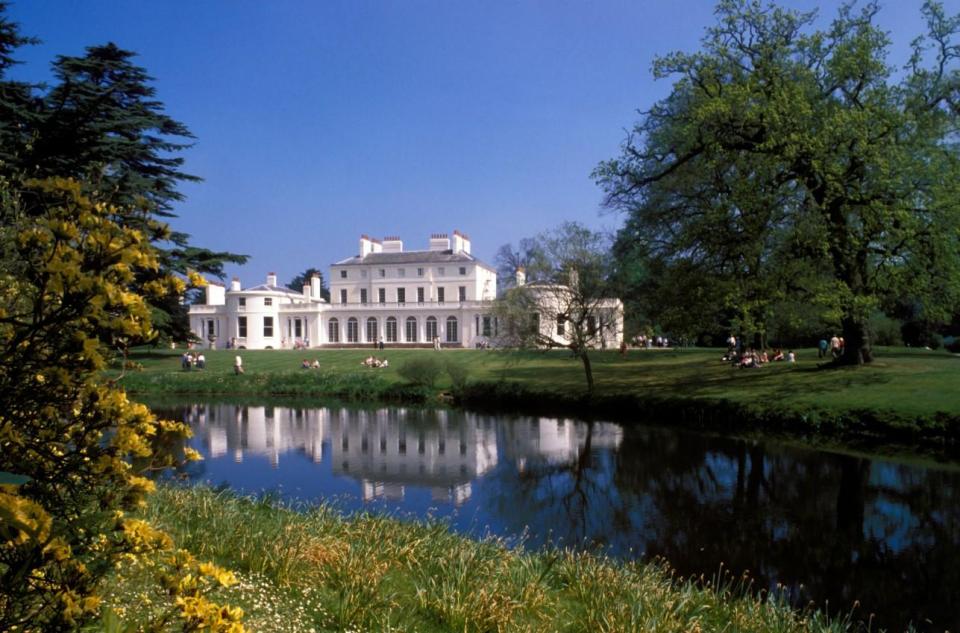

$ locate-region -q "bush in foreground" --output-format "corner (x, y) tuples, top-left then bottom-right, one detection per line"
(0, 179), (244, 630)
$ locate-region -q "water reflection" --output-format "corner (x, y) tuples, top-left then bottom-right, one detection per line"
(160, 402), (960, 632)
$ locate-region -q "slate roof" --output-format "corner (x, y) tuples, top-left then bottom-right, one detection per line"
(334, 249), (493, 270)
(241, 284), (306, 295)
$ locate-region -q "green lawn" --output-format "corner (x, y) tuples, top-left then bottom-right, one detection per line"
(116, 345), (960, 417)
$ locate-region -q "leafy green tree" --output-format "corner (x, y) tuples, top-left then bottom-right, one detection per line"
(0, 9), (247, 341)
(495, 223), (622, 394)
(494, 237), (548, 291)
(596, 0), (960, 364)
(0, 2), (37, 166)
(288, 267), (330, 301)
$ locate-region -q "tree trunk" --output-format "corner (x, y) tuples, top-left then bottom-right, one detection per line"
(838, 316), (873, 365)
(579, 349), (595, 396)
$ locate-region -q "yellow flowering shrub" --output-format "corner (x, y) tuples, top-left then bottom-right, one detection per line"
(0, 178), (243, 630)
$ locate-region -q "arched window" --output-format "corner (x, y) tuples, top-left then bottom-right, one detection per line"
(405, 317), (417, 342)
(425, 316), (438, 341)
(328, 318), (340, 343)
(347, 317), (359, 343)
(446, 316), (458, 343)
(366, 317), (378, 343)
(385, 317), (397, 342)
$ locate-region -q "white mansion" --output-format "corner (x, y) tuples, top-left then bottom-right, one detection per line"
(189, 230), (623, 350)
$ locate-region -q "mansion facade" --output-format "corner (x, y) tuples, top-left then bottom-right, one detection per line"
(189, 230), (623, 350)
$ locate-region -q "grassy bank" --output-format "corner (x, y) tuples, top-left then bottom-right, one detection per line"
(101, 485), (851, 633)
(113, 346), (960, 445)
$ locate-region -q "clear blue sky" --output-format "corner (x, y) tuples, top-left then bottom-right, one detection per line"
(6, 1), (935, 286)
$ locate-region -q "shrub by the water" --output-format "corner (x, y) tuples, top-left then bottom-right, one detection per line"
(445, 359), (471, 391)
(397, 356), (444, 387)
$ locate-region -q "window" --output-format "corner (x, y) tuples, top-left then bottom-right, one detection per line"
(360, 288), (367, 304)
(417, 287), (424, 304)
(206, 320), (215, 338)
(557, 315), (565, 336)
(459, 267), (466, 275)
(328, 318), (339, 342)
(398, 268), (405, 277)
(437, 287), (445, 303)
(238, 316), (247, 338)
(294, 319), (302, 338)
(340, 270), (347, 279)
(446, 316), (458, 343)
(587, 315), (597, 335)
(438, 267), (445, 276)
(386, 317), (397, 342)
(263, 316), (274, 338)
(347, 317), (359, 342)
(378, 268), (385, 278)
(426, 316), (438, 341)
(378, 288), (385, 304)
(361, 269), (367, 278)
(531, 312), (540, 335)
(417, 267), (424, 277)
(366, 317), (378, 343)
(458, 286), (466, 302)
(405, 317), (417, 342)
(264, 297), (272, 307)
(340, 289), (347, 304)
(397, 288), (405, 304)
(482, 316), (491, 337)
(238, 297), (246, 307)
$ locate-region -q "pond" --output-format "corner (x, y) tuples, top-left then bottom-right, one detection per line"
(153, 400), (960, 632)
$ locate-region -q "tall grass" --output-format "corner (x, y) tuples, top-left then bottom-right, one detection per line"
(100, 485), (861, 632)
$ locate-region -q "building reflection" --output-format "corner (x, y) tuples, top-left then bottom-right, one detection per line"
(181, 404), (618, 507)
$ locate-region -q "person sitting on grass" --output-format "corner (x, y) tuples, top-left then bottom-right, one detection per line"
(787, 350), (796, 363)
(311, 359), (320, 369)
(772, 348), (784, 362)
(181, 352), (191, 370)
(234, 355), (244, 375)
(197, 353), (206, 369)
(301, 359), (310, 369)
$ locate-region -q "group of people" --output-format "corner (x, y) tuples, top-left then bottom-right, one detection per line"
(181, 352), (206, 370)
(300, 359), (321, 369)
(361, 356), (389, 368)
(819, 335), (846, 359)
(723, 335), (795, 368)
(634, 334), (670, 348)
(729, 347), (796, 368)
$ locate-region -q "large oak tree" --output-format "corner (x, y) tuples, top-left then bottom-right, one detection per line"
(596, 0), (960, 364)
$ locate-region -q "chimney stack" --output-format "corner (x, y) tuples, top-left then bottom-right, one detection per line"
(382, 236), (403, 253)
(310, 274), (322, 299)
(452, 230), (471, 254)
(515, 266), (526, 287)
(429, 233), (451, 251)
(230, 277), (241, 292)
(359, 234), (382, 258)
(266, 272), (278, 287)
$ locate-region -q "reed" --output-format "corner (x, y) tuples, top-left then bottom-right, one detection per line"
(99, 484), (863, 632)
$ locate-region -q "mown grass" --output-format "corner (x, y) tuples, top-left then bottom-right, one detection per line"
(100, 485), (860, 633)
(114, 346), (960, 420)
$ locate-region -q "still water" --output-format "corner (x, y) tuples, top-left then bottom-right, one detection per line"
(155, 401), (960, 632)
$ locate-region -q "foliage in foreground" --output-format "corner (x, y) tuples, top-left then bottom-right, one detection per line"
(0, 179), (243, 630)
(113, 484), (858, 633)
